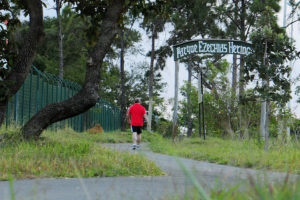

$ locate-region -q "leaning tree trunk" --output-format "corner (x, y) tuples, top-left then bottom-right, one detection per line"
(147, 24), (156, 132)
(22, 0), (125, 139)
(0, 0), (44, 126)
(186, 60), (193, 137)
(56, 0), (64, 80)
(120, 27), (126, 131)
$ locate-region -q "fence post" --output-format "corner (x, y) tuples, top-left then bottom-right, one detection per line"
(40, 77), (44, 110)
(14, 92), (18, 126)
(35, 73), (40, 114)
(80, 114), (83, 132)
(21, 84), (24, 126)
(5, 101), (9, 128)
(28, 72), (33, 119)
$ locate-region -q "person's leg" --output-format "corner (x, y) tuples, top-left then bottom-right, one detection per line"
(136, 127), (142, 148)
(131, 126), (137, 149)
(137, 133), (141, 145)
(132, 132), (137, 145)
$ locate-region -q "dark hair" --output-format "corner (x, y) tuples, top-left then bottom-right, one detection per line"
(135, 98), (141, 103)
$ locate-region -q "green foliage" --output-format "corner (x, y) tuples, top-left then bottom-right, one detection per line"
(245, 1), (296, 107)
(31, 7), (88, 85)
(0, 1), (22, 99)
(178, 60), (275, 138)
(0, 128), (163, 180)
(156, 118), (173, 137)
(149, 137), (300, 174)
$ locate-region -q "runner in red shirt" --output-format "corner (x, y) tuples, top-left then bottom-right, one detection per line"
(127, 98), (148, 150)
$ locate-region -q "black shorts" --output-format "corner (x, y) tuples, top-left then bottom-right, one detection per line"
(131, 126), (142, 134)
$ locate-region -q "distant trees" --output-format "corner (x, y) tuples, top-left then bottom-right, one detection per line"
(114, 21), (141, 131)
(245, 1), (296, 150)
(33, 5), (87, 85)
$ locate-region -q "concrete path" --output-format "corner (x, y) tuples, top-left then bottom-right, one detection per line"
(0, 143), (298, 200)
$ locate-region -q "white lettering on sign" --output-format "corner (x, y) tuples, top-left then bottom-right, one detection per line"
(176, 44), (198, 58)
(175, 40), (252, 60)
(228, 42), (252, 55)
(199, 41), (229, 54)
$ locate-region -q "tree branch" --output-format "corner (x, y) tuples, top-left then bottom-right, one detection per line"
(22, 0), (126, 139)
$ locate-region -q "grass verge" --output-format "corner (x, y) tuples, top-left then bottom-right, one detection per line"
(164, 160), (300, 200)
(0, 127), (163, 180)
(78, 129), (158, 143)
(149, 136), (300, 174)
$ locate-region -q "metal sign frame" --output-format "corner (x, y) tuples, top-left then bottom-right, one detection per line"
(172, 39), (252, 139)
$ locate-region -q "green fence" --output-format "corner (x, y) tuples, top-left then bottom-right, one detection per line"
(5, 66), (121, 132)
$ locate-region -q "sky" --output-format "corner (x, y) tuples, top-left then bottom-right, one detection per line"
(41, 0), (300, 118)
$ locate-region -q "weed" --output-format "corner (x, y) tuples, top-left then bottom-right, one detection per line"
(0, 128), (163, 180)
(149, 136), (300, 174)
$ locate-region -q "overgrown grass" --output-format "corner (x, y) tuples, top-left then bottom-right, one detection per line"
(149, 136), (300, 174)
(79, 129), (159, 143)
(0, 127), (163, 180)
(164, 159), (300, 200)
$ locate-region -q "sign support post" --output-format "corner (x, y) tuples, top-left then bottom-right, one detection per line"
(172, 60), (179, 137)
(197, 71), (202, 137)
(201, 69), (206, 140)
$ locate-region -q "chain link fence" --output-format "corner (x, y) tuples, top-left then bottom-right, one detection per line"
(5, 66), (121, 132)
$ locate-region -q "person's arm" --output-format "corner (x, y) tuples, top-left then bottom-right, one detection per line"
(143, 113), (148, 124)
(127, 110), (131, 124)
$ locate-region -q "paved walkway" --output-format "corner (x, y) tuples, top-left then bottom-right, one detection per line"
(0, 143), (298, 200)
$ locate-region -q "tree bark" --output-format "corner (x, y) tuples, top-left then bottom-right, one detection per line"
(0, 0), (44, 126)
(261, 40), (269, 151)
(147, 24), (155, 132)
(238, 56), (249, 139)
(22, 0), (125, 139)
(120, 28), (126, 131)
(56, 0), (64, 80)
(186, 60), (193, 137)
(238, 0), (248, 139)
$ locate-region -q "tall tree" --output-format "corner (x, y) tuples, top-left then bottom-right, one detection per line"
(54, 0), (64, 80)
(0, 0), (44, 126)
(33, 6), (89, 85)
(217, 0), (257, 138)
(21, 0), (169, 139)
(22, 0), (127, 138)
(141, 15), (166, 132)
(245, 1), (295, 150)
(114, 23), (140, 131)
(119, 26), (126, 131)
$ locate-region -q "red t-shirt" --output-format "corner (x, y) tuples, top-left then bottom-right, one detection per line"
(128, 103), (146, 126)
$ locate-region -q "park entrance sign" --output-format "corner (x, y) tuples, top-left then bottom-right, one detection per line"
(173, 39), (252, 61)
(172, 39), (252, 139)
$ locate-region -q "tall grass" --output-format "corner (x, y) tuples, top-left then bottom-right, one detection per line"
(149, 136), (300, 174)
(166, 160), (300, 200)
(0, 127), (163, 180)
(55, 129), (158, 144)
